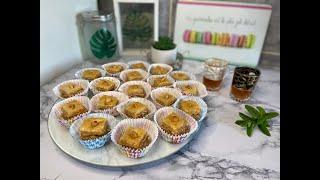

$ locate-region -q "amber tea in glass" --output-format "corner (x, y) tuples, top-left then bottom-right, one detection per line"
(203, 58), (228, 91)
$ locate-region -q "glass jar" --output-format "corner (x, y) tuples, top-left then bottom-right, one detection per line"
(78, 10), (120, 64)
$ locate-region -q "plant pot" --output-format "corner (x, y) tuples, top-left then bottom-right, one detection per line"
(151, 46), (177, 65)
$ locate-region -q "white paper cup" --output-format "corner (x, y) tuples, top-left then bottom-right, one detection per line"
(128, 60), (150, 71)
(51, 96), (91, 128)
(89, 77), (121, 95)
(154, 107), (198, 144)
(52, 79), (89, 99)
(173, 96), (208, 123)
(119, 69), (149, 82)
(75, 68), (106, 81)
(101, 62), (128, 77)
(111, 118), (159, 158)
(116, 97), (156, 119)
(150, 87), (182, 109)
(147, 75), (175, 89)
(69, 113), (119, 149)
(118, 81), (152, 99)
(173, 80), (208, 98)
(90, 91), (129, 116)
(148, 63), (173, 75)
(169, 71), (197, 81)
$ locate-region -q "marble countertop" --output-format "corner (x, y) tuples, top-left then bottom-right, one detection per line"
(40, 58), (280, 180)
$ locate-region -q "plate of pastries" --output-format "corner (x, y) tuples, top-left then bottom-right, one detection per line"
(48, 60), (208, 167)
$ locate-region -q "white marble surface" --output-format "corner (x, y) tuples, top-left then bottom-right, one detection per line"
(40, 58), (280, 180)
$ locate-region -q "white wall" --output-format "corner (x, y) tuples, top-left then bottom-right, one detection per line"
(40, 0), (97, 85)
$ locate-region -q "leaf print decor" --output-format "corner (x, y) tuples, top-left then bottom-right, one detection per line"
(90, 29), (117, 59)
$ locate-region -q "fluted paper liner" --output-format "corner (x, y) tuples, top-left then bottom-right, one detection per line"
(101, 62), (128, 77)
(119, 69), (149, 82)
(147, 75), (175, 89)
(69, 113), (119, 149)
(118, 81), (152, 99)
(51, 96), (91, 128)
(89, 77), (121, 95)
(169, 71), (196, 81)
(128, 60), (150, 71)
(90, 91), (129, 116)
(154, 107), (198, 144)
(53, 79), (89, 99)
(174, 80), (208, 98)
(150, 87), (182, 109)
(148, 63), (173, 75)
(75, 68), (106, 81)
(116, 97), (156, 119)
(111, 118), (159, 158)
(173, 96), (208, 123)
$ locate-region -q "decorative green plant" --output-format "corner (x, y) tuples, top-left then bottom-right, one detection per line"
(235, 105), (279, 137)
(90, 29), (117, 59)
(153, 36), (176, 50)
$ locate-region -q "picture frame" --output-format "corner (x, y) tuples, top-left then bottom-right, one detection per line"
(113, 0), (159, 56)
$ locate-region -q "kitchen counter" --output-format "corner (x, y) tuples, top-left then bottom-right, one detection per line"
(40, 57), (280, 180)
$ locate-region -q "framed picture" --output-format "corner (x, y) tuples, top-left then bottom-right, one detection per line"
(173, 0), (272, 67)
(113, 0), (159, 55)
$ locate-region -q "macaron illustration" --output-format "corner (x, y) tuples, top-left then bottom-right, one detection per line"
(237, 35), (246, 48)
(211, 32), (218, 45)
(230, 34), (239, 47)
(218, 33), (225, 46)
(203, 32), (212, 44)
(183, 30), (191, 42)
(196, 32), (202, 43)
(245, 34), (256, 48)
(189, 31), (197, 43)
(224, 33), (230, 46)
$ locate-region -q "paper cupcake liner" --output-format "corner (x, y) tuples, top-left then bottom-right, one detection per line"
(173, 96), (208, 123)
(51, 96), (91, 128)
(52, 79), (89, 99)
(150, 87), (183, 109)
(169, 71), (197, 81)
(118, 81), (152, 99)
(148, 63), (173, 75)
(111, 118), (159, 158)
(74, 68), (106, 81)
(116, 97), (156, 119)
(101, 62), (128, 77)
(69, 113), (119, 149)
(128, 60), (150, 71)
(147, 75), (175, 89)
(119, 69), (149, 82)
(89, 77), (121, 95)
(90, 91), (129, 116)
(173, 80), (208, 98)
(154, 107), (198, 144)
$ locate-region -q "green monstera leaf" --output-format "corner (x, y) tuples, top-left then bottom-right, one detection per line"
(90, 29), (117, 59)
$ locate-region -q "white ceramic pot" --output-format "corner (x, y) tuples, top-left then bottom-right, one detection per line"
(151, 46), (177, 65)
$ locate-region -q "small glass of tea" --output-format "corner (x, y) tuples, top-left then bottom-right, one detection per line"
(230, 67), (261, 102)
(203, 58), (228, 91)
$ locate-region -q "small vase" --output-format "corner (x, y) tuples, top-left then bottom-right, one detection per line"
(151, 46), (177, 65)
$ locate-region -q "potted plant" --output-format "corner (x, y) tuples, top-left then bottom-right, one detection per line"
(151, 36), (177, 65)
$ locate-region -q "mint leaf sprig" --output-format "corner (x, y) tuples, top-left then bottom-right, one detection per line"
(235, 105), (279, 137)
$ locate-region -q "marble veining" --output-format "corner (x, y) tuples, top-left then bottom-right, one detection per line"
(40, 57), (280, 180)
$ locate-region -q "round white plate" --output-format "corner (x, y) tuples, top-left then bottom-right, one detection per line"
(47, 109), (196, 168)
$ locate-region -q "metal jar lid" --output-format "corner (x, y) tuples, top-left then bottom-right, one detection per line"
(80, 10), (113, 22)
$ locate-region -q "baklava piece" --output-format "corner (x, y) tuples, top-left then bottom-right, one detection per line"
(127, 85), (146, 97)
(131, 63), (146, 71)
(179, 100), (201, 120)
(106, 64), (124, 74)
(155, 93), (176, 106)
(96, 95), (119, 110)
(150, 66), (169, 75)
(60, 100), (87, 120)
(180, 85), (199, 96)
(118, 127), (151, 149)
(126, 71), (143, 81)
(160, 112), (190, 135)
(79, 117), (110, 140)
(171, 72), (190, 81)
(95, 80), (115, 91)
(152, 77), (172, 88)
(82, 70), (101, 80)
(59, 83), (84, 98)
(124, 102), (149, 118)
